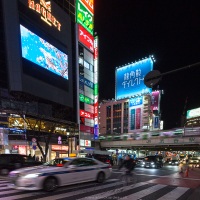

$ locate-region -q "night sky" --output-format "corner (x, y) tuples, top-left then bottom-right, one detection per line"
(94, 0), (200, 130)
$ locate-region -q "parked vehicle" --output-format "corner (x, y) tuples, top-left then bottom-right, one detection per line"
(0, 154), (42, 175)
(143, 155), (163, 168)
(8, 157), (112, 191)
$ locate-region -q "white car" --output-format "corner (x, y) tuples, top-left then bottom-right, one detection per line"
(8, 157), (112, 191)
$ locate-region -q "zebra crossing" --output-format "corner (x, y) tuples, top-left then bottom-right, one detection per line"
(0, 177), (193, 200)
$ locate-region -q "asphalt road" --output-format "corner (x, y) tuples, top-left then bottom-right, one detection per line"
(0, 165), (199, 200)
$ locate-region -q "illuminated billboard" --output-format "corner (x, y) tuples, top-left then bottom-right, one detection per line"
(78, 24), (94, 52)
(187, 107), (200, 119)
(116, 58), (153, 99)
(76, 0), (94, 35)
(80, 0), (94, 14)
(20, 25), (68, 79)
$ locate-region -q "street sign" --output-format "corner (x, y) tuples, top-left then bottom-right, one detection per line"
(33, 145), (37, 150)
(32, 138), (37, 143)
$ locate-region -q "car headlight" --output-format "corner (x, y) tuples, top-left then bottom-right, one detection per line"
(169, 162), (172, 164)
(142, 162), (145, 165)
(151, 162), (154, 165)
(23, 173), (41, 179)
(191, 161), (193, 163)
(175, 162), (178, 164)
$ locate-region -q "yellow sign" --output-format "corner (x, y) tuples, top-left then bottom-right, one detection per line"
(28, 0), (61, 31)
(69, 154), (76, 157)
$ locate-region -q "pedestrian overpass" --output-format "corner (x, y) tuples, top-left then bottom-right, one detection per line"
(99, 127), (200, 151)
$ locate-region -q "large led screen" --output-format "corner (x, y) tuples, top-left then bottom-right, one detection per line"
(20, 25), (68, 79)
(116, 58), (153, 99)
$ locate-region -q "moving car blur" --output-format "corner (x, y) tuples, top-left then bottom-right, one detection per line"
(8, 157), (112, 191)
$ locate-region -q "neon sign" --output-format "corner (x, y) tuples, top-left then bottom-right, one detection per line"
(78, 24), (94, 52)
(76, 0), (93, 35)
(80, 110), (93, 119)
(81, 0), (94, 14)
(28, 0), (61, 31)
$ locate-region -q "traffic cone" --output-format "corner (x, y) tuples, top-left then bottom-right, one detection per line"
(185, 167), (189, 177)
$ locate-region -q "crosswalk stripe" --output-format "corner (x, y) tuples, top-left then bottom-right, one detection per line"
(120, 184), (167, 200)
(0, 179), (192, 200)
(77, 181), (148, 200)
(156, 187), (189, 200)
(35, 181), (123, 200)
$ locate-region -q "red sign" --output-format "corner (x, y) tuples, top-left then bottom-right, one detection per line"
(78, 25), (94, 52)
(80, 124), (94, 134)
(52, 145), (68, 151)
(80, 109), (93, 119)
(94, 102), (98, 118)
(151, 91), (160, 111)
(80, 0), (94, 14)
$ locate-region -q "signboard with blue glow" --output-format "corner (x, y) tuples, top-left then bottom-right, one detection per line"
(129, 97), (143, 107)
(116, 58), (153, 99)
(20, 25), (68, 79)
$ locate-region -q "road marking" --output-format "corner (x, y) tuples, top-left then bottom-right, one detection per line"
(120, 184), (167, 199)
(35, 181), (123, 200)
(157, 187), (189, 200)
(77, 181), (148, 200)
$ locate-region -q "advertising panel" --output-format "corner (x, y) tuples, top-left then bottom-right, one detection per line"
(151, 91), (160, 111)
(20, 25), (68, 79)
(76, 0), (94, 35)
(80, 124), (94, 134)
(154, 116), (159, 129)
(116, 58), (153, 99)
(187, 107), (200, 119)
(80, 75), (94, 89)
(129, 97), (143, 107)
(80, 0), (94, 14)
(136, 108), (141, 129)
(78, 24), (94, 52)
(85, 140), (91, 147)
(80, 109), (94, 119)
(130, 109), (135, 130)
(79, 94), (94, 104)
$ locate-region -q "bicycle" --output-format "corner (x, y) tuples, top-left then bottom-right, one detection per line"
(118, 168), (137, 186)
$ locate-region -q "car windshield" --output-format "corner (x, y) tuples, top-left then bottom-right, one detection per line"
(43, 158), (71, 166)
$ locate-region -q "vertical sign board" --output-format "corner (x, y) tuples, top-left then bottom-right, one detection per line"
(154, 116), (159, 129)
(151, 91), (160, 111)
(130, 109), (135, 130)
(93, 36), (99, 139)
(78, 24), (94, 52)
(136, 108), (141, 129)
(80, 0), (94, 14)
(129, 97), (143, 131)
(76, 0), (94, 35)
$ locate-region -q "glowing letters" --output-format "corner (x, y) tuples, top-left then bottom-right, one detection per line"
(28, 0), (61, 31)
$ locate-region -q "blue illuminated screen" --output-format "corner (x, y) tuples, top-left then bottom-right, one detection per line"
(116, 58), (153, 99)
(20, 25), (68, 80)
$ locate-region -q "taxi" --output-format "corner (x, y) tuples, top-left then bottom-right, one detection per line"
(8, 157), (112, 191)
